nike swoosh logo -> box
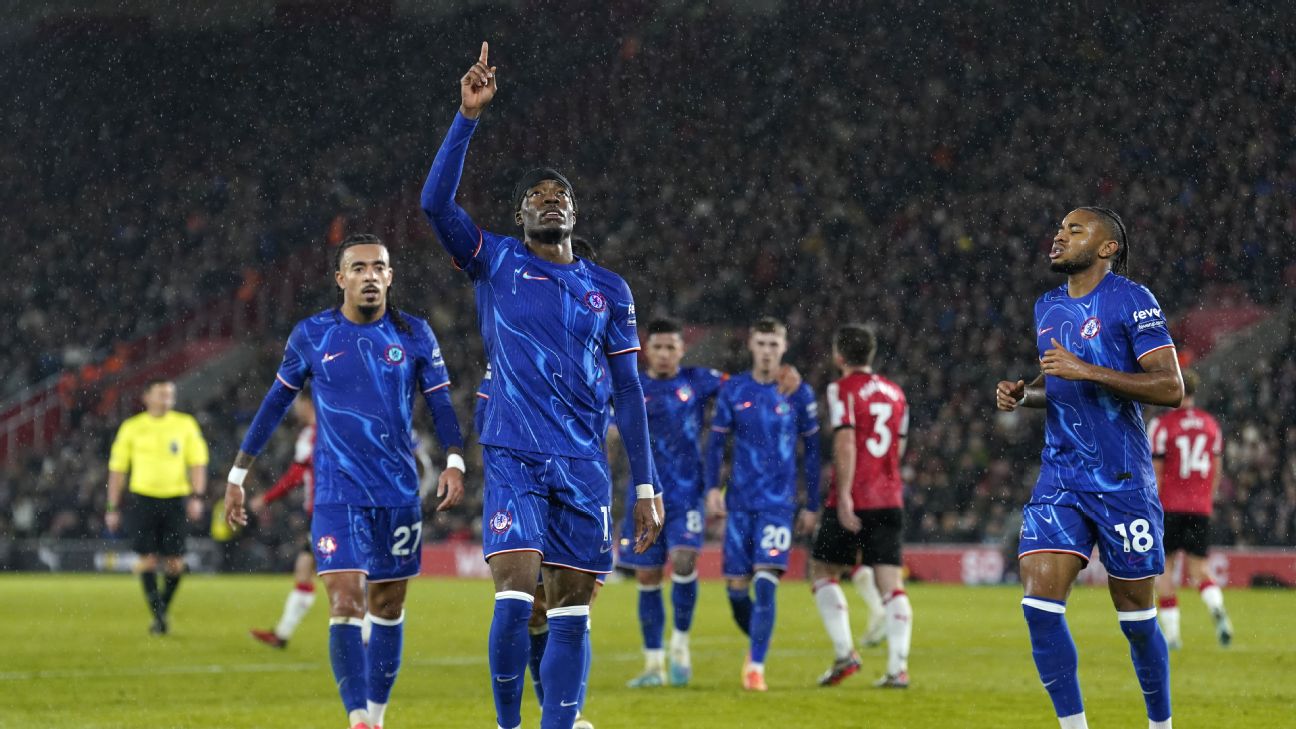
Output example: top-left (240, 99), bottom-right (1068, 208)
top-left (1042, 679), bottom-right (1057, 687)
top-left (560, 700), bottom-right (579, 707)
top-left (385, 671), bottom-right (399, 678)
top-left (322, 352), bottom-right (345, 363)
top-left (521, 271), bottom-right (550, 281)
top-left (496, 674), bottom-right (519, 683)
top-left (1038, 327), bottom-right (1053, 336)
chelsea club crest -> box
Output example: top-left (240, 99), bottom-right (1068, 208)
top-left (383, 344), bottom-right (406, 365)
top-left (1080, 316), bottom-right (1102, 339)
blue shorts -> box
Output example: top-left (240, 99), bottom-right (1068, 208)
top-left (617, 499), bottom-right (705, 570)
top-left (723, 509), bottom-right (795, 578)
top-left (1019, 484), bottom-right (1165, 580)
top-left (482, 446), bottom-right (614, 574)
top-left (311, 503), bottom-right (424, 582)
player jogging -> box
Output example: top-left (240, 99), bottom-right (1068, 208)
top-left (224, 234), bottom-right (467, 729)
top-left (421, 43), bottom-right (662, 729)
top-left (705, 316), bottom-right (820, 691)
top-left (810, 324), bottom-right (913, 688)
top-left (997, 207), bottom-right (1183, 729)
top-left (249, 395), bottom-right (320, 650)
top-left (1147, 369), bottom-right (1233, 648)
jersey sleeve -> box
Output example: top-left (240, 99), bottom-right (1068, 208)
top-left (419, 112), bottom-right (501, 278)
top-left (795, 383), bottom-right (820, 436)
top-left (416, 320), bottom-right (452, 394)
top-left (107, 420), bottom-right (133, 473)
top-left (603, 276), bottom-right (641, 357)
top-left (1125, 286), bottom-right (1175, 361)
top-left (184, 416), bottom-right (210, 467)
top-left (694, 368), bottom-right (729, 401)
top-left (276, 322), bottom-right (312, 390)
top-left (826, 381), bottom-right (855, 430)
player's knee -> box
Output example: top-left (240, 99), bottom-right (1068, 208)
top-left (808, 560), bottom-right (840, 581)
top-left (671, 551), bottom-right (697, 576)
top-left (327, 589), bottom-right (366, 618)
top-left (637, 567), bottom-right (665, 587)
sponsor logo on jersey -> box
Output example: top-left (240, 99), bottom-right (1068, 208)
top-left (1080, 316), bottom-right (1102, 339)
top-left (489, 510), bottom-right (513, 534)
top-left (431, 347), bottom-right (445, 367)
top-left (1132, 307), bottom-right (1163, 322)
top-left (627, 302), bottom-right (637, 326)
top-left (383, 344), bottom-right (406, 365)
top-left (316, 535), bottom-right (338, 556)
top-left (584, 290), bottom-right (608, 312)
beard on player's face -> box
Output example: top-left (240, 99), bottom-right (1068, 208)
top-left (527, 224), bottom-right (567, 247)
top-left (1050, 248), bottom-right (1097, 275)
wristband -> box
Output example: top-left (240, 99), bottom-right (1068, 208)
top-left (446, 453), bottom-right (466, 473)
top-left (106, 502), bottom-right (118, 513)
top-left (227, 466), bottom-right (249, 486)
top-left (636, 483), bottom-right (657, 500)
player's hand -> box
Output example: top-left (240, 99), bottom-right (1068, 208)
top-left (775, 363), bottom-right (803, 396)
top-left (837, 500), bottom-right (863, 533)
top-left (105, 510), bottom-right (121, 534)
top-left (249, 494), bottom-right (266, 513)
top-left (632, 494), bottom-right (664, 553)
top-left (995, 379), bottom-right (1026, 411)
top-left (1040, 338), bottom-right (1092, 381)
top-left (185, 495), bottom-right (204, 523)
top-left (224, 482), bottom-right (247, 528)
top-left (459, 41), bottom-right (497, 119)
top-left (796, 509), bottom-right (818, 536)
top-left (705, 488), bottom-right (726, 519)
top-left (435, 466), bottom-right (465, 512)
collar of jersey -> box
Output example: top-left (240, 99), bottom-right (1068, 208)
top-left (518, 237), bottom-right (587, 271)
top-left (334, 307), bottom-right (389, 328)
top-left (1061, 270), bottom-right (1115, 301)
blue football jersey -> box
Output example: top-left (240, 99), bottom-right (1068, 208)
top-left (637, 367), bottom-right (727, 509)
top-left (455, 235), bottom-right (636, 460)
top-left (708, 374), bottom-right (819, 511)
top-left (275, 309), bottom-right (451, 507)
top-left (1034, 273), bottom-right (1175, 494)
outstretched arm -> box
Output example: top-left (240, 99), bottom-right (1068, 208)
top-left (420, 42), bottom-right (498, 268)
top-left (608, 352), bottom-right (664, 552)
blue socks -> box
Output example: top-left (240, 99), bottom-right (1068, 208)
top-left (527, 626), bottom-right (548, 705)
top-left (727, 586), bottom-right (753, 636)
top-left (749, 572), bottom-right (779, 664)
top-left (539, 607), bottom-right (589, 729)
top-left (328, 618), bottom-right (368, 714)
top-left (671, 571), bottom-right (699, 632)
top-left (489, 591), bottom-right (533, 729)
top-left (366, 612), bottom-right (403, 710)
top-left (577, 621), bottom-right (592, 712)
top-left (638, 585), bottom-right (665, 650)
top-left (1119, 609), bottom-right (1172, 723)
top-left (1022, 597), bottom-right (1084, 719)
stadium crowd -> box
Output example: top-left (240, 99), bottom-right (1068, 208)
top-left (2, 1), bottom-right (1294, 569)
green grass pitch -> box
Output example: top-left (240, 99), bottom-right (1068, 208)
top-left (0, 574), bottom-right (1291, 728)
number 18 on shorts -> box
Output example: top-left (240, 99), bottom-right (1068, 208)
top-left (1018, 485), bottom-right (1165, 580)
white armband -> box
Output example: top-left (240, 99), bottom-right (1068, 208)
top-left (636, 483), bottom-right (658, 500)
top-left (227, 466), bottom-right (248, 487)
top-left (446, 453), bottom-right (466, 473)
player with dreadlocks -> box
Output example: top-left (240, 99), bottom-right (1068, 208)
top-left (997, 207), bottom-right (1182, 729)
top-left (224, 233), bottom-right (468, 729)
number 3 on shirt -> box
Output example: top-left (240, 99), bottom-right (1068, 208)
top-left (1113, 519), bottom-right (1153, 553)
top-left (392, 522), bottom-right (424, 556)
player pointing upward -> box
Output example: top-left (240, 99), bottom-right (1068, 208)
top-left (997, 207), bottom-right (1183, 729)
top-left (421, 42), bottom-right (662, 729)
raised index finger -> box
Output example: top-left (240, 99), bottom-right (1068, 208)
top-left (479, 41), bottom-right (489, 65)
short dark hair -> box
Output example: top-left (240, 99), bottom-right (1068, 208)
top-left (571, 235), bottom-right (597, 262)
top-left (834, 324), bottom-right (877, 367)
top-left (1182, 369), bottom-right (1200, 398)
top-left (750, 316), bottom-right (787, 337)
top-left (647, 318), bottom-right (683, 336)
top-left (1078, 206), bottom-right (1129, 276)
top-left (144, 377), bottom-right (173, 390)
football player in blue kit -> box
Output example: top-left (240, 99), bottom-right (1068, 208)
top-left (224, 234), bottom-right (467, 729)
top-left (620, 317), bottom-right (802, 689)
top-left (997, 207), bottom-right (1184, 729)
top-left (705, 316), bottom-right (821, 691)
top-left (422, 43), bottom-right (662, 729)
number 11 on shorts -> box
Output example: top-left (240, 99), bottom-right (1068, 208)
top-left (1113, 519), bottom-right (1153, 553)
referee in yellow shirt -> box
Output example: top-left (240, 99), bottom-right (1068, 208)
top-left (105, 378), bottom-right (209, 635)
